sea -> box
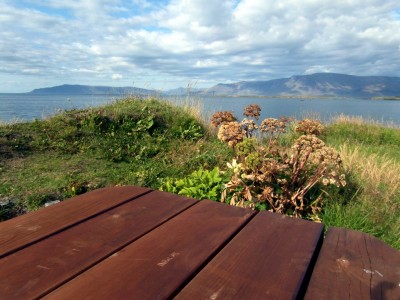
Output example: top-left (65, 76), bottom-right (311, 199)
top-left (0, 93), bottom-right (399, 125)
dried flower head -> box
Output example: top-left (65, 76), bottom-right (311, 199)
top-left (339, 174), bottom-right (347, 187)
top-left (243, 104), bottom-right (261, 120)
top-left (292, 135), bottom-right (326, 153)
top-left (260, 118), bottom-right (279, 133)
top-left (217, 121), bottom-right (245, 148)
top-left (321, 172), bottom-right (346, 187)
top-left (313, 146), bottom-right (342, 167)
top-left (295, 119), bottom-right (324, 136)
top-left (210, 111), bottom-right (236, 127)
top-left (241, 118), bottom-right (258, 137)
top-left (259, 116), bottom-right (290, 135)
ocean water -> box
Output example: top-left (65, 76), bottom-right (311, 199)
top-left (0, 93), bottom-right (399, 125)
top-left (197, 97), bottom-right (400, 125)
top-left (0, 94), bottom-right (119, 122)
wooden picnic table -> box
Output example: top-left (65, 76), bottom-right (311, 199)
top-left (0, 186), bottom-right (399, 299)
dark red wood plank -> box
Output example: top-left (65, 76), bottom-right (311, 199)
top-left (176, 211), bottom-right (323, 299)
top-left (0, 186), bottom-right (150, 257)
top-left (305, 227), bottom-right (400, 300)
top-left (43, 200), bottom-right (256, 299)
top-left (0, 190), bottom-right (197, 299)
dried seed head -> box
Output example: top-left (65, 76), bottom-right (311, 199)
top-left (260, 117), bottom-right (289, 134)
top-left (260, 118), bottom-right (279, 133)
top-left (295, 119), bottom-right (324, 136)
top-left (241, 118), bottom-right (258, 133)
top-left (210, 111), bottom-right (236, 127)
top-left (292, 135), bottom-right (325, 153)
top-left (243, 104), bottom-right (261, 120)
top-left (217, 121), bottom-right (245, 147)
top-left (313, 146), bottom-right (342, 166)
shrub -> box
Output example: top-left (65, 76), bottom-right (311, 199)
top-left (215, 104), bottom-right (346, 220)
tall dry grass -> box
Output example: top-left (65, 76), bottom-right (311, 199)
top-left (339, 144), bottom-right (399, 244)
top-left (332, 114), bottom-right (399, 128)
top-left (176, 96), bottom-right (216, 136)
top-left (339, 144), bottom-right (400, 203)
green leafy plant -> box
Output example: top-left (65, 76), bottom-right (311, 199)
top-left (178, 120), bottom-right (204, 141)
top-left (133, 115), bottom-right (155, 133)
top-left (160, 167), bottom-right (225, 201)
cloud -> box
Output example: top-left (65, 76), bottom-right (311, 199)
top-left (0, 0), bottom-right (399, 92)
top-left (112, 73), bottom-right (123, 80)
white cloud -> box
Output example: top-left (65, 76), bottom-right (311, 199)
top-left (195, 59), bottom-right (226, 68)
top-left (0, 0), bottom-right (399, 92)
top-left (112, 73), bottom-right (123, 80)
top-left (22, 68), bottom-right (41, 74)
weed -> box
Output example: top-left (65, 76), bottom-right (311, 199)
top-left (214, 105), bottom-right (345, 220)
top-left (161, 167), bottom-right (225, 201)
top-left (177, 120), bottom-right (204, 141)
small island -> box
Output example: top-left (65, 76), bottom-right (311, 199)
top-left (372, 96), bottom-right (400, 100)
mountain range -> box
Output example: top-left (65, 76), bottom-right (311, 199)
top-left (29, 73), bottom-right (400, 98)
top-left (29, 84), bottom-right (157, 96)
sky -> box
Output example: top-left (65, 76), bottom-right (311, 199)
top-left (1, 0), bottom-right (400, 93)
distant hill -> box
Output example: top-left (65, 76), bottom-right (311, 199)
top-left (205, 73), bottom-right (400, 98)
top-left (163, 87), bottom-right (204, 96)
top-left (28, 73), bottom-right (400, 98)
top-left (29, 84), bottom-right (157, 95)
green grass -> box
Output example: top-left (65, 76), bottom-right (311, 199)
top-left (320, 117), bottom-right (400, 249)
top-left (1, 98), bottom-right (399, 249)
top-left (324, 118), bottom-right (400, 162)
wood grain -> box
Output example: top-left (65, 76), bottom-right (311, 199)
top-left (43, 200), bottom-right (255, 300)
top-left (175, 211), bottom-right (324, 299)
top-left (0, 186), bottom-right (150, 258)
top-left (305, 227), bottom-right (400, 300)
top-left (0, 190), bottom-right (197, 299)
top-left (3, 185), bottom-right (399, 300)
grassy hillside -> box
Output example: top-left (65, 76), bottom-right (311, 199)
top-left (0, 97), bottom-right (231, 219)
top-left (1, 98), bottom-right (399, 249)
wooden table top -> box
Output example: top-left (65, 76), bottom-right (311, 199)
top-left (0, 186), bottom-right (399, 299)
